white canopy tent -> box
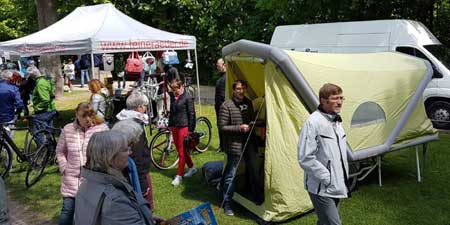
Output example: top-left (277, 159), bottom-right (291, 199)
top-left (0, 3), bottom-right (202, 107)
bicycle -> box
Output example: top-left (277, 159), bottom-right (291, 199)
top-left (149, 116), bottom-right (212, 170)
top-left (179, 72), bottom-right (196, 100)
top-left (0, 114), bottom-right (60, 188)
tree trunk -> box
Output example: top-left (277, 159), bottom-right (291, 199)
top-left (35, 0), bottom-right (64, 98)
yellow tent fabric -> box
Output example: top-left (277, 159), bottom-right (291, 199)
top-left (286, 51), bottom-right (436, 151)
top-left (224, 50), bottom-right (437, 222)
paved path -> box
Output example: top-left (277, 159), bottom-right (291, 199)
top-left (7, 193), bottom-right (56, 225)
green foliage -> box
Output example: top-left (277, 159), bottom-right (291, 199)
top-left (2, 0), bottom-right (450, 83)
top-left (5, 91), bottom-right (450, 224)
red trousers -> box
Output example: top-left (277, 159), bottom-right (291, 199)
top-left (170, 127), bottom-right (194, 176)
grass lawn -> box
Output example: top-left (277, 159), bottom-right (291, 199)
top-left (4, 90), bottom-right (450, 225)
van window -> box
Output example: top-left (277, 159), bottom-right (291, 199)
top-left (351, 102), bottom-right (386, 127)
top-left (396, 46), bottom-right (428, 60)
top-left (424, 44), bottom-right (450, 71)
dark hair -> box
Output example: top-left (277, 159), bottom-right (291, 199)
top-left (319, 83), bottom-right (343, 100)
top-left (170, 79), bottom-right (183, 89)
top-left (232, 80), bottom-right (248, 90)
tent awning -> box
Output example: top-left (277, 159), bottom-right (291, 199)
top-left (0, 3), bottom-right (196, 56)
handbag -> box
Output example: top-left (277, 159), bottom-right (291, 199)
top-left (142, 52), bottom-right (156, 73)
top-left (156, 117), bottom-right (169, 129)
top-left (161, 50), bottom-right (180, 65)
top-left (125, 52), bottom-right (143, 74)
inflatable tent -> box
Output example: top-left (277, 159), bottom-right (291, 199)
top-left (221, 40), bottom-right (438, 222)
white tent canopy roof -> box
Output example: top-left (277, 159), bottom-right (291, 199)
top-left (0, 3), bottom-right (196, 56)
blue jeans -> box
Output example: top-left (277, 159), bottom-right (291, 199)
top-left (59, 197), bottom-right (75, 225)
top-left (221, 153), bottom-right (240, 204)
top-left (80, 69), bottom-right (90, 87)
top-left (33, 111), bottom-right (56, 145)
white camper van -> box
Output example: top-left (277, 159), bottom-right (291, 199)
top-left (271, 19), bottom-right (450, 129)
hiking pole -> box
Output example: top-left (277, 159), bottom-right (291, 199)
top-left (220, 96), bottom-right (266, 209)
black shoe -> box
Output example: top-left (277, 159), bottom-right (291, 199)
top-left (223, 204), bottom-right (234, 216)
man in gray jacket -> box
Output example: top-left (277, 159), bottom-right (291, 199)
top-left (218, 80), bottom-right (254, 216)
top-left (298, 83), bottom-right (349, 225)
top-left (0, 177), bottom-right (10, 225)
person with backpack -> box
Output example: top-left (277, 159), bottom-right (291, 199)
top-left (80, 54), bottom-right (91, 88)
top-left (114, 91), bottom-right (154, 209)
top-left (88, 79), bottom-right (111, 121)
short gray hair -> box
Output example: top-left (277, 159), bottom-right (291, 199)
top-left (126, 90), bottom-right (149, 110)
top-left (85, 130), bottom-right (128, 180)
top-left (26, 66), bottom-right (42, 79)
top-left (111, 120), bottom-right (143, 145)
top-left (0, 70), bottom-right (13, 81)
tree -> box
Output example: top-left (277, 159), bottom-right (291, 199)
top-left (35, 0), bottom-right (64, 98)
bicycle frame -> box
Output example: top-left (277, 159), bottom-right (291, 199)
top-left (0, 124), bottom-right (29, 162)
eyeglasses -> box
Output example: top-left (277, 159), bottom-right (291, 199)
top-left (328, 96), bottom-right (345, 101)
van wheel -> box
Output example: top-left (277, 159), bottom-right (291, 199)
top-left (427, 101), bottom-right (450, 129)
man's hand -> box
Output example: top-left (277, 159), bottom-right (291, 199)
top-left (240, 124), bottom-right (250, 133)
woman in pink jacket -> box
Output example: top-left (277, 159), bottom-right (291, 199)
top-left (56, 102), bottom-right (109, 225)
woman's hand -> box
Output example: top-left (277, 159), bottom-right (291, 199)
top-left (152, 216), bottom-right (167, 225)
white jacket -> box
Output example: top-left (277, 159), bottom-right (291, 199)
top-left (298, 110), bottom-right (349, 198)
top-left (91, 88), bottom-right (110, 119)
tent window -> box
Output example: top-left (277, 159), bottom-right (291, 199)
top-left (351, 102), bottom-right (386, 127)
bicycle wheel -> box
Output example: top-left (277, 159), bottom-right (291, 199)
top-left (195, 117), bottom-right (212, 152)
top-left (26, 129), bottom-right (54, 157)
top-left (25, 145), bottom-right (50, 188)
top-left (149, 130), bottom-right (179, 170)
top-left (0, 143), bottom-right (12, 178)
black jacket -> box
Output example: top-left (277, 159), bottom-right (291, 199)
top-left (218, 96), bottom-right (254, 156)
top-left (215, 73), bottom-right (226, 107)
top-left (168, 90), bottom-right (196, 132)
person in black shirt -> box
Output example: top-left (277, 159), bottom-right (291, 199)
top-left (215, 58), bottom-right (226, 151)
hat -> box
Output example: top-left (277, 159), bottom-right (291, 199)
top-left (27, 66), bottom-right (42, 79)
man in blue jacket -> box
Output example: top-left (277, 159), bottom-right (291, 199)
top-left (0, 70), bottom-right (24, 137)
top-left (298, 83), bottom-right (349, 225)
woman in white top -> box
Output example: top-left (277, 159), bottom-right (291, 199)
top-left (63, 59), bottom-right (75, 91)
top-left (88, 79), bottom-right (110, 120)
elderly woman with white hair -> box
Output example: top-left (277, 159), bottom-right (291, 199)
top-left (113, 90), bottom-right (154, 209)
top-left (74, 130), bottom-right (155, 225)
top-left (0, 70), bottom-right (24, 137)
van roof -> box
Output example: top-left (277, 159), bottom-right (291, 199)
top-left (270, 19), bottom-right (441, 50)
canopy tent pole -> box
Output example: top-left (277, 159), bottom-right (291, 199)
top-left (194, 47), bottom-right (202, 115)
top-left (90, 52), bottom-right (95, 80)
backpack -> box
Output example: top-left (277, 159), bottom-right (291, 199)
top-left (99, 93), bottom-right (115, 122)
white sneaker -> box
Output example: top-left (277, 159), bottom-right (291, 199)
top-left (171, 175), bottom-right (182, 186)
top-left (184, 167), bottom-right (198, 178)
